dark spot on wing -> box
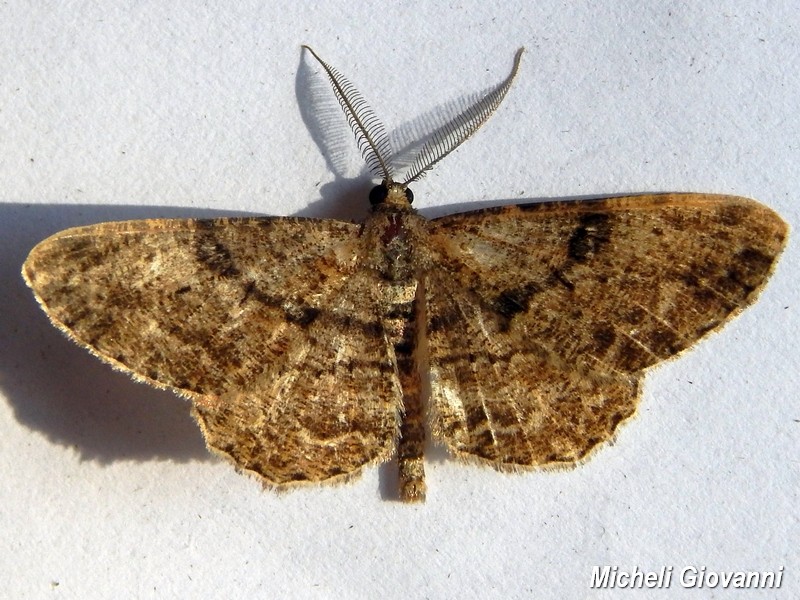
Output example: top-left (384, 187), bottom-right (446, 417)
top-left (567, 213), bottom-right (612, 262)
top-left (643, 328), bottom-right (683, 358)
top-left (386, 299), bottom-right (414, 320)
top-left (724, 247), bottom-right (775, 296)
top-left (718, 204), bottom-right (747, 227)
top-left (609, 411), bottom-right (626, 430)
top-left (550, 268), bottom-right (575, 291)
top-left (616, 336), bottom-right (647, 372)
top-left (240, 280), bottom-right (256, 305)
top-left (620, 305), bottom-right (647, 326)
top-left (591, 325), bottom-right (616, 354)
top-left (194, 230), bottom-right (240, 278)
top-left (428, 308), bottom-right (461, 333)
top-left (285, 305), bottom-right (321, 327)
top-left (493, 283), bottom-right (540, 329)
top-left (515, 202), bottom-right (541, 211)
top-left (394, 339), bottom-right (413, 356)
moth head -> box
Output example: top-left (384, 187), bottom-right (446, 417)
top-left (369, 180), bottom-right (414, 207)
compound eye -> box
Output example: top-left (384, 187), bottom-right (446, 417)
top-left (404, 187), bottom-right (414, 204)
top-left (369, 184), bottom-right (388, 205)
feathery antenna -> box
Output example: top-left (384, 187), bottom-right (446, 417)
top-left (303, 46), bottom-right (524, 187)
top-left (402, 48), bottom-right (524, 184)
top-left (302, 45), bottom-right (394, 181)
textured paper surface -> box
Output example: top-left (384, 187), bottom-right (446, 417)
top-left (1, 2), bottom-right (797, 598)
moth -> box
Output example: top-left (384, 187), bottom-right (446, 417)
top-left (23, 46), bottom-right (787, 503)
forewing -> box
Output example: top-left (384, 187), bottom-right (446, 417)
top-left (23, 217), bottom-right (401, 485)
top-left (423, 194), bottom-right (787, 466)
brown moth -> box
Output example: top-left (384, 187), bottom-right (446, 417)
top-left (23, 46), bottom-right (787, 503)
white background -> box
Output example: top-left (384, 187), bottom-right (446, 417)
top-left (1, 2), bottom-right (797, 599)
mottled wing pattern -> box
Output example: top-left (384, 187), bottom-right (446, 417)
top-left (423, 194), bottom-right (787, 467)
top-left (23, 217), bottom-right (401, 485)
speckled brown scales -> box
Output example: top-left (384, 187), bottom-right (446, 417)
top-left (424, 195), bottom-right (786, 465)
top-left (22, 192), bottom-right (787, 500)
top-left (22, 47), bottom-right (788, 503)
top-left (24, 217), bottom-right (402, 483)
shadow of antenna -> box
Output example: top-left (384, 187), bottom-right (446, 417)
top-left (295, 47), bottom-right (369, 180)
top-left (388, 86), bottom-right (499, 175)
